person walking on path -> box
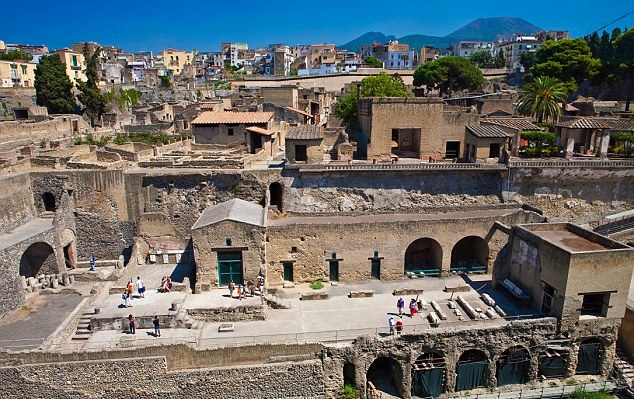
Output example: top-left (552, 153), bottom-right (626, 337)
top-left (153, 316), bottom-right (161, 337)
top-left (397, 297), bottom-right (405, 316)
top-left (89, 256), bottom-right (96, 271)
top-left (409, 298), bottom-right (417, 317)
top-left (228, 280), bottom-right (235, 298)
top-left (128, 314), bottom-right (136, 334)
top-left (236, 284), bottom-right (243, 300)
top-left (395, 317), bottom-right (403, 335)
top-left (122, 290), bottom-right (132, 307)
top-left (136, 276), bottom-right (145, 298)
top-left (388, 316), bottom-right (395, 335)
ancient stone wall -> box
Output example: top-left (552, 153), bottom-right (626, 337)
top-left (0, 173), bottom-right (35, 235)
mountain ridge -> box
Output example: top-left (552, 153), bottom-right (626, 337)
top-left (338, 17), bottom-right (544, 51)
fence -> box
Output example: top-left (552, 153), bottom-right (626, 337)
top-left (508, 159), bottom-right (634, 168)
top-left (444, 380), bottom-right (619, 398)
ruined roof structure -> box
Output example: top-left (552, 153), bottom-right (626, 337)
top-left (191, 198), bottom-right (266, 229)
top-left (286, 125), bottom-right (324, 140)
top-left (465, 125), bottom-right (509, 138)
top-left (191, 111), bottom-right (274, 125)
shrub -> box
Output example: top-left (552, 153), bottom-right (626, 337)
top-left (310, 280), bottom-right (324, 290)
top-left (339, 384), bottom-right (357, 399)
top-left (567, 389), bottom-right (614, 399)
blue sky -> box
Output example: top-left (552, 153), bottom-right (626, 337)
top-left (1, 1), bottom-right (632, 52)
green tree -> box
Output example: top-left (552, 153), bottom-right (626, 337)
top-left (519, 52), bottom-right (536, 71)
top-left (333, 72), bottom-right (411, 126)
top-left (0, 49), bottom-right (33, 61)
top-left (518, 76), bottom-right (568, 123)
top-left (494, 51), bottom-right (506, 68)
top-left (520, 130), bottom-right (557, 157)
top-left (612, 28), bottom-right (634, 110)
top-left (76, 44), bottom-right (106, 126)
top-left (34, 54), bottom-right (75, 114)
top-left (363, 56), bottom-right (383, 68)
top-left (531, 39), bottom-right (601, 85)
top-left (469, 51), bottom-right (494, 68)
top-left (413, 56), bottom-right (484, 97)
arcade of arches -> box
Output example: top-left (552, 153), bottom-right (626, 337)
top-left (360, 337), bottom-right (607, 398)
top-left (19, 242), bottom-right (57, 278)
top-left (404, 235), bottom-right (489, 275)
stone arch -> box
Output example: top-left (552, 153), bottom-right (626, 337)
top-left (60, 228), bottom-right (77, 269)
top-left (538, 348), bottom-right (569, 379)
top-left (42, 192), bottom-right (56, 212)
top-left (19, 242), bottom-right (57, 278)
top-left (576, 338), bottom-right (603, 375)
top-left (455, 349), bottom-right (489, 391)
top-left (269, 182), bottom-right (284, 213)
top-left (367, 356), bottom-right (404, 398)
top-left (450, 235), bottom-right (489, 273)
top-left (412, 350), bottom-right (446, 398)
top-left (496, 345), bottom-right (530, 386)
top-left (404, 238), bottom-right (442, 273)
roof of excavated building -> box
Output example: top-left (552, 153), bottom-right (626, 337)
top-left (191, 198), bottom-right (266, 229)
top-left (191, 111), bottom-right (274, 125)
top-left (466, 125), bottom-right (510, 138)
top-left (286, 125), bottom-right (324, 140)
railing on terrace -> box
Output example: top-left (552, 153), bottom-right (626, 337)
top-left (450, 381), bottom-right (619, 399)
top-left (289, 162), bottom-right (505, 172)
top-left (508, 159), bottom-right (634, 168)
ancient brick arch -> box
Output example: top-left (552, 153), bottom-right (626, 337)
top-left (268, 181), bottom-right (284, 213)
top-left (404, 238), bottom-right (443, 273)
top-left (19, 242), bottom-right (57, 278)
top-left (366, 356), bottom-right (404, 398)
top-left (450, 235), bottom-right (489, 272)
top-left (496, 345), bottom-right (531, 386)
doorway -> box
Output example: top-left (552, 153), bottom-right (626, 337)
top-left (295, 144), bottom-right (307, 162)
top-left (371, 259), bottom-right (381, 279)
top-left (283, 262), bottom-right (294, 282)
top-left (329, 260), bottom-right (339, 281)
top-left (217, 251), bottom-right (243, 285)
top-left (445, 141), bottom-right (461, 159)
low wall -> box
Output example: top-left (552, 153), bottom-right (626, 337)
top-left (187, 304), bottom-right (267, 322)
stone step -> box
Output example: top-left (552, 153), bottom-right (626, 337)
top-left (75, 330), bottom-right (92, 335)
top-left (71, 336), bottom-right (90, 341)
top-left (79, 317), bottom-right (92, 323)
top-left (77, 324), bottom-right (91, 330)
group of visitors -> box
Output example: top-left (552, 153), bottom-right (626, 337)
top-left (126, 314), bottom-right (161, 337)
top-left (396, 297), bottom-right (423, 317)
top-left (228, 276), bottom-right (265, 299)
top-left (160, 276), bottom-right (172, 293)
top-left (388, 316), bottom-right (404, 335)
top-left (121, 276), bottom-right (146, 307)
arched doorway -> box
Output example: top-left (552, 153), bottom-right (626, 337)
top-left (412, 351), bottom-right (445, 398)
top-left (367, 357), bottom-right (403, 398)
top-left (404, 238), bottom-right (442, 276)
top-left (450, 236), bottom-right (489, 274)
top-left (497, 346), bottom-right (530, 386)
top-left (576, 338), bottom-right (602, 375)
top-left (19, 242), bottom-right (56, 278)
top-left (269, 182), bottom-right (283, 213)
top-left (456, 349), bottom-right (488, 391)
top-left (42, 192), bottom-right (56, 212)
top-left (343, 363), bottom-right (355, 390)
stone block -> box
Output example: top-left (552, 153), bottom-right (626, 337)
top-left (349, 290), bottom-right (373, 298)
top-left (51, 279), bottom-right (59, 289)
top-left (27, 277), bottom-right (36, 287)
top-left (218, 323), bottom-right (234, 332)
top-left (20, 276), bottom-right (27, 289)
top-left (444, 284), bottom-right (470, 293)
top-left (300, 292), bottom-right (329, 300)
top-left (392, 288), bottom-right (424, 296)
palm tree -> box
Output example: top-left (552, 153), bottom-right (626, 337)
top-left (518, 76), bottom-right (568, 123)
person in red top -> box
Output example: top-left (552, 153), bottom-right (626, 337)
top-left (395, 317), bottom-right (403, 335)
top-left (409, 298), bottom-right (417, 317)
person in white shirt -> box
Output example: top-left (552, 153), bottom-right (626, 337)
top-left (136, 276), bottom-right (145, 298)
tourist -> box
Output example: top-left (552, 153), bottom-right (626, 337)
top-left (89, 255), bottom-right (96, 271)
top-left (236, 284), bottom-right (243, 300)
top-left (395, 317), bottom-right (403, 335)
top-left (397, 297), bottom-right (404, 316)
top-left (258, 276), bottom-right (265, 295)
top-left (121, 290), bottom-right (130, 307)
top-left (409, 298), bottom-right (417, 317)
top-left (136, 276), bottom-right (145, 298)
top-left (228, 280), bottom-right (235, 298)
top-left (153, 316), bottom-right (161, 337)
top-left (160, 276), bottom-right (172, 293)
top-left (128, 314), bottom-right (136, 334)
top-left (126, 280), bottom-right (133, 297)
top-left (388, 316), bottom-right (395, 335)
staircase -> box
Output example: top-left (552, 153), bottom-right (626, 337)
top-left (615, 348), bottom-right (634, 397)
top-left (71, 309), bottom-right (95, 341)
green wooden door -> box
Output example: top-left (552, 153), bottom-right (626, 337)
top-left (283, 262), bottom-right (294, 281)
top-left (217, 251), bottom-right (243, 286)
top-left (329, 260), bottom-right (339, 281)
top-left (371, 259), bottom-right (381, 279)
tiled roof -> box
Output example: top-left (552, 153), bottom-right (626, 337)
top-left (192, 199), bottom-right (265, 230)
top-left (480, 118), bottom-right (540, 131)
top-left (556, 118), bottom-right (611, 129)
top-left (466, 125), bottom-right (509, 138)
top-left (191, 111), bottom-right (273, 125)
top-left (606, 118), bottom-right (634, 132)
top-left (285, 106), bottom-right (313, 117)
top-left (245, 126), bottom-right (274, 136)
top-left (286, 125), bottom-right (324, 140)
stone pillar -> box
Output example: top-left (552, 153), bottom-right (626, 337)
top-left (598, 130), bottom-right (610, 158)
top-left (565, 138), bottom-right (575, 159)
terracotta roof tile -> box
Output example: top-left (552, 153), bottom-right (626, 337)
top-left (285, 106), bottom-right (313, 117)
top-left (245, 126), bottom-right (274, 136)
top-left (191, 111), bottom-right (273, 125)
top-left (480, 118), bottom-right (540, 131)
top-left (466, 126), bottom-right (509, 138)
top-left (556, 118), bottom-right (611, 129)
top-left (286, 125), bottom-right (324, 140)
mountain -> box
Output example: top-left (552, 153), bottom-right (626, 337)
top-left (337, 17), bottom-right (543, 51)
top-left (445, 17), bottom-right (542, 41)
top-left (338, 32), bottom-right (396, 52)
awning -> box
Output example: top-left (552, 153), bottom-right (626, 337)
top-left (246, 126), bottom-right (274, 136)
